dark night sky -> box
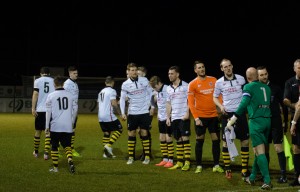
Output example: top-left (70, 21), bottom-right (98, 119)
top-left (1, 1), bottom-right (300, 88)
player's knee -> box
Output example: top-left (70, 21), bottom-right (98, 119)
top-left (241, 139), bottom-right (249, 147)
top-left (293, 145), bottom-right (300, 154)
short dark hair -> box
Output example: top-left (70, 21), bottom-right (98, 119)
top-left (149, 76), bottom-right (161, 88)
top-left (105, 76), bottom-right (114, 84)
top-left (138, 66), bottom-right (147, 74)
top-left (68, 66), bottom-right (77, 72)
top-left (169, 66), bottom-right (180, 73)
top-left (257, 66), bottom-right (267, 71)
top-left (193, 60), bottom-right (204, 69)
top-left (54, 76), bottom-right (65, 87)
top-left (127, 62), bottom-right (137, 70)
top-left (40, 67), bottom-right (50, 75)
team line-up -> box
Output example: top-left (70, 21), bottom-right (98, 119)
top-left (31, 59), bottom-right (300, 190)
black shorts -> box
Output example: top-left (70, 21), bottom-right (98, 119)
top-left (127, 113), bottom-right (151, 131)
top-left (35, 112), bottom-right (46, 131)
top-left (158, 120), bottom-right (172, 136)
top-left (268, 116), bottom-right (284, 144)
top-left (292, 121), bottom-right (300, 146)
top-left (50, 132), bottom-right (72, 149)
top-left (195, 117), bottom-right (220, 136)
top-left (99, 119), bottom-right (123, 132)
top-left (221, 112), bottom-right (249, 142)
top-left (171, 119), bottom-right (191, 140)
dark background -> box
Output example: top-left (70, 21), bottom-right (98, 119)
top-left (1, 1), bottom-right (300, 89)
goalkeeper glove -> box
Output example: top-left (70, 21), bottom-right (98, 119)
top-left (226, 115), bottom-right (237, 128)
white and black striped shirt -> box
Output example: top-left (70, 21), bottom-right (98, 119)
top-left (156, 84), bottom-right (168, 121)
top-left (46, 88), bottom-right (78, 133)
top-left (97, 86), bottom-right (118, 122)
top-left (34, 76), bottom-right (55, 112)
top-left (120, 77), bottom-right (152, 115)
top-left (64, 78), bottom-right (79, 102)
top-left (166, 80), bottom-right (189, 121)
top-left (213, 74), bottom-right (245, 112)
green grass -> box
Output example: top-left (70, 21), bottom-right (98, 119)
top-left (0, 113), bottom-right (298, 192)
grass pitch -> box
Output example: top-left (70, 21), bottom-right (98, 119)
top-left (0, 113), bottom-right (298, 192)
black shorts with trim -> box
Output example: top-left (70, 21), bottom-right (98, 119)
top-left (195, 117), bottom-right (220, 136)
top-left (99, 119), bottom-right (123, 133)
top-left (221, 112), bottom-right (249, 142)
top-left (158, 120), bottom-right (172, 136)
top-left (127, 113), bottom-right (151, 131)
top-left (50, 132), bottom-right (72, 149)
top-left (35, 112), bottom-right (46, 131)
top-left (171, 119), bottom-right (190, 140)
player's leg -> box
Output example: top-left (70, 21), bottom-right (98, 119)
top-left (155, 121), bottom-right (168, 166)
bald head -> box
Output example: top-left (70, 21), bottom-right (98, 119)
top-left (246, 67), bottom-right (258, 83)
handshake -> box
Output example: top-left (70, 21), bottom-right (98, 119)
top-left (226, 115), bottom-right (238, 130)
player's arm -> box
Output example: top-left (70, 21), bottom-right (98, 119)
top-left (31, 89), bottom-right (39, 117)
top-left (278, 89), bottom-right (289, 132)
top-left (187, 84), bottom-right (198, 121)
top-left (149, 93), bottom-right (157, 116)
top-left (111, 99), bottom-right (121, 116)
top-left (227, 93), bottom-right (250, 129)
top-left (213, 84), bottom-right (225, 114)
top-left (72, 99), bottom-right (78, 129)
top-left (182, 89), bottom-right (189, 120)
top-left (45, 97), bottom-right (52, 136)
top-left (119, 88), bottom-right (127, 120)
top-left (166, 100), bottom-right (172, 126)
top-left (146, 83), bottom-right (153, 107)
top-left (182, 103), bottom-right (189, 120)
top-left (213, 96), bottom-right (225, 115)
top-left (290, 101), bottom-right (300, 136)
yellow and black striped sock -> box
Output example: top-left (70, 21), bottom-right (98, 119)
top-left (128, 136), bottom-right (136, 158)
top-left (102, 134), bottom-right (110, 147)
top-left (160, 141), bottom-right (168, 159)
top-left (71, 133), bottom-right (75, 149)
top-left (167, 142), bottom-right (174, 161)
top-left (109, 130), bottom-right (122, 145)
top-left (141, 136), bottom-right (150, 159)
top-left (241, 147), bottom-right (249, 173)
top-left (51, 150), bottom-right (59, 168)
top-left (183, 140), bottom-right (191, 161)
top-left (65, 146), bottom-right (73, 159)
top-left (222, 147), bottom-right (231, 170)
top-left (176, 142), bottom-right (184, 163)
top-left (34, 136), bottom-right (40, 153)
top-left (44, 136), bottom-right (51, 154)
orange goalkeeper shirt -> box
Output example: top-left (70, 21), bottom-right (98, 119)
top-left (188, 76), bottom-right (219, 118)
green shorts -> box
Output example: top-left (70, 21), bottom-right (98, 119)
top-left (249, 117), bottom-right (271, 147)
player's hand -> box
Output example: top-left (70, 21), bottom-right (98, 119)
top-left (226, 125), bottom-right (233, 131)
top-left (182, 114), bottom-right (189, 120)
top-left (32, 109), bottom-right (38, 117)
top-left (194, 118), bottom-right (202, 126)
top-left (220, 106), bottom-right (227, 115)
top-left (150, 108), bottom-right (155, 116)
top-left (121, 114), bottom-right (127, 121)
top-left (290, 124), bottom-right (296, 136)
top-left (227, 115), bottom-right (237, 128)
top-left (166, 118), bottom-right (171, 126)
top-left (45, 128), bottom-right (50, 136)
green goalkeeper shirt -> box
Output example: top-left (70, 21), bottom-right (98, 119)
top-left (235, 80), bottom-right (271, 119)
